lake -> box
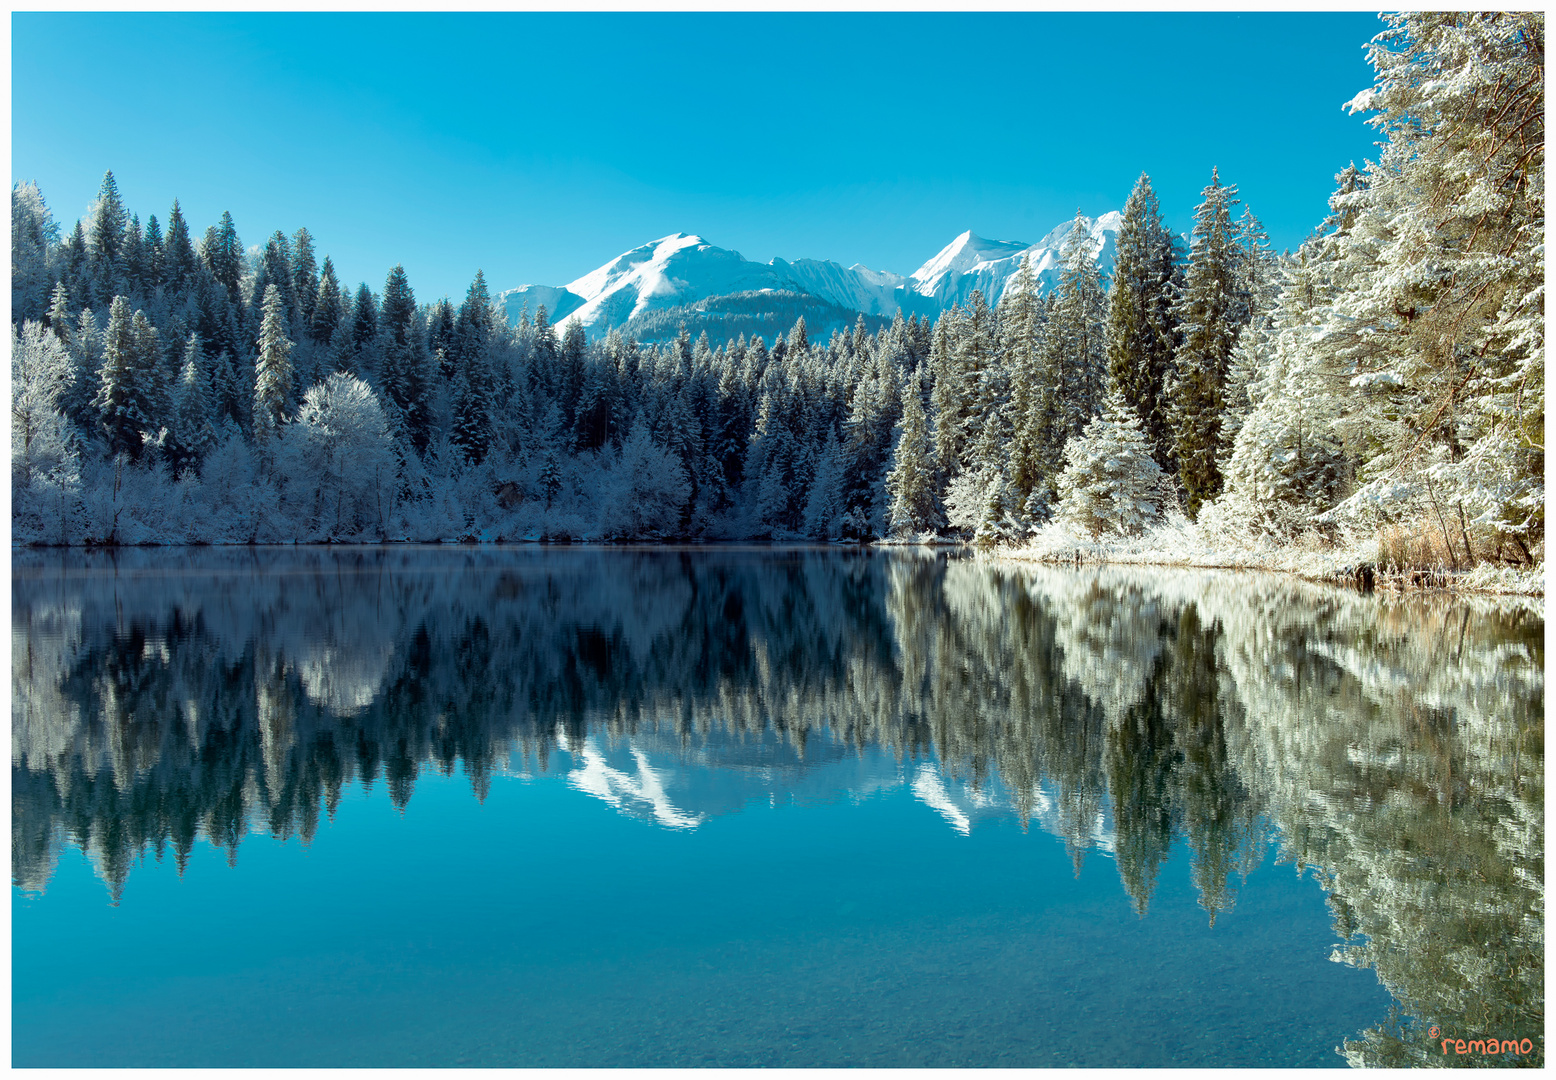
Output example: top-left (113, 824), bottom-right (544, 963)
top-left (11, 546), bottom-right (1544, 1068)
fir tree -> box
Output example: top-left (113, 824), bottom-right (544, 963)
top-left (170, 334), bottom-right (217, 476)
top-left (884, 365), bottom-right (942, 536)
top-left (253, 284), bottom-right (294, 443)
top-left (93, 297), bottom-right (152, 459)
top-left (162, 199), bottom-right (198, 297)
top-left (1171, 169), bottom-right (1249, 518)
top-left (1056, 382), bottom-right (1166, 538)
top-left (87, 171), bottom-right (127, 303)
top-left (1106, 173), bottom-right (1181, 473)
top-left (310, 257), bottom-right (344, 347)
top-left (291, 227), bottom-right (319, 332)
top-left (203, 211), bottom-right (245, 304)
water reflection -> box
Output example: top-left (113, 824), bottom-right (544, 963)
top-left (11, 546), bottom-right (1543, 1067)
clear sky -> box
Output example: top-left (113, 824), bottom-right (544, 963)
top-left (13, 12), bottom-right (1385, 303)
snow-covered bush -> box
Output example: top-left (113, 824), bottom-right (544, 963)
top-left (1055, 386), bottom-right (1165, 538)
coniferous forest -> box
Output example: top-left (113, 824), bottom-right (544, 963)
top-left (10, 13), bottom-right (1542, 568)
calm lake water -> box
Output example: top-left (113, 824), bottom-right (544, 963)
top-left (11, 546), bottom-right (1544, 1068)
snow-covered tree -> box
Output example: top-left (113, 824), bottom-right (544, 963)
top-left (11, 322), bottom-right (77, 515)
top-left (1327, 12), bottom-right (1544, 559)
top-left (12, 182), bottom-right (57, 323)
top-left (1106, 173), bottom-right (1181, 472)
top-left (1056, 383), bottom-right (1166, 538)
top-left (598, 421), bottom-right (691, 539)
top-left (278, 372), bottom-right (395, 539)
top-left (253, 283), bottom-right (294, 444)
top-left (883, 366), bottom-right (941, 537)
top-left (1171, 169), bottom-right (1250, 517)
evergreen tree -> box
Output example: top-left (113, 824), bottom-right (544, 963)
top-left (1328, 11), bottom-right (1544, 554)
top-left (86, 171), bottom-right (127, 303)
top-left (1106, 173), bottom-right (1181, 473)
top-left (93, 296), bottom-right (153, 459)
top-left (143, 213), bottom-right (164, 292)
top-left (12, 181), bottom-right (57, 323)
top-left (309, 257), bottom-right (344, 347)
top-left (162, 199), bottom-right (198, 297)
top-left (378, 265), bottom-right (433, 456)
top-left (290, 227), bottom-right (319, 332)
top-left (170, 334), bottom-right (217, 476)
top-left (1056, 382), bottom-right (1166, 538)
top-left (884, 365), bottom-right (942, 535)
top-left (253, 284), bottom-right (294, 443)
top-left (203, 210), bottom-right (245, 304)
top-left (1002, 255), bottom-right (1051, 522)
top-left (1171, 169), bottom-right (1249, 517)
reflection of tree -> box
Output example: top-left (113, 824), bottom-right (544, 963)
top-left (1105, 674), bottom-right (1178, 916)
top-left (10, 549), bottom-right (1542, 1064)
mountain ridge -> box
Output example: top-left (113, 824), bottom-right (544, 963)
top-left (500, 213), bottom-right (1121, 343)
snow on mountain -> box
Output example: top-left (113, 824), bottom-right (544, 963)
top-left (908, 213), bottom-right (1123, 311)
top-left (499, 213), bottom-right (1121, 340)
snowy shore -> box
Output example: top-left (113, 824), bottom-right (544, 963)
top-left (986, 515), bottom-right (1544, 597)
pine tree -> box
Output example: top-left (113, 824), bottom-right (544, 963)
top-left (309, 257), bottom-right (343, 347)
top-left (203, 210), bottom-right (244, 304)
top-left (93, 296), bottom-right (152, 459)
top-left (171, 334), bottom-right (217, 476)
top-left (1056, 382), bottom-right (1166, 537)
top-left (162, 199), bottom-right (198, 298)
top-left (884, 365), bottom-right (942, 535)
top-left (378, 265), bottom-right (433, 456)
top-left (12, 181), bottom-right (57, 323)
top-left (1106, 173), bottom-right (1181, 473)
top-left (253, 284), bottom-right (294, 443)
top-left (1171, 169), bottom-right (1250, 518)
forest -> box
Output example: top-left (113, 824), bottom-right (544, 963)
top-left (9, 13), bottom-right (1543, 569)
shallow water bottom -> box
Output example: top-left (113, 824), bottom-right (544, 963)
top-left (14, 755), bottom-right (1387, 1068)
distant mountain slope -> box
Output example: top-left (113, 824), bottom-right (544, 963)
top-left (499, 213), bottom-right (1121, 344)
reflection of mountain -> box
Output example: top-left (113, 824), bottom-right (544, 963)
top-left (11, 548), bottom-right (1542, 1066)
top-left (560, 726), bottom-right (901, 829)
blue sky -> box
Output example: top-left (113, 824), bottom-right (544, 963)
top-left (14, 12), bottom-right (1384, 303)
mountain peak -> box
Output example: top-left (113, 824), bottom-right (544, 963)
top-left (911, 231), bottom-right (1030, 288)
top-left (499, 213), bottom-right (1121, 343)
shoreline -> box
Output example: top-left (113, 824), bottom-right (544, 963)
top-left (13, 535), bottom-right (1544, 597)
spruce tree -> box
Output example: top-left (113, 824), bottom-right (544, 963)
top-left (253, 284), bottom-right (294, 443)
top-left (204, 211), bottom-right (245, 304)
top-left (87, 171), bottom-right (127, 303)
top-left (291, 227), bottom-right (319, 332)
top-left (309, 257), bottom-right (343, 347)
top-left (1171, 168), bottom-right (1249, 517)
top-left (93, 296), bottom-right (151, 459)
top-left (171, 334), bottom-right (217, 476)
top-left (884, 365), bottom-right (942, 535)
top-left (1056, 382), bottom-right (1166, 538)
top-left (378, 265), bottom-right (433, 456)
top-left (162, 200), bottom-right (198, 298)
top-left (1106, 173), bottom-right (1181, 473)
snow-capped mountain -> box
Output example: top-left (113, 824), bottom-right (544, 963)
top-left (499, 212), bottom-right (1121, 343)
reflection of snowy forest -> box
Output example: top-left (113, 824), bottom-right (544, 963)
top-left (12, 547), bottom-right (1542, 1066)
top-left (11, 14), bottom-right (1542, 569)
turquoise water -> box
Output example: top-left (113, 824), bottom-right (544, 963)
top-left (11, 547), bottom-right (1544, 1067)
